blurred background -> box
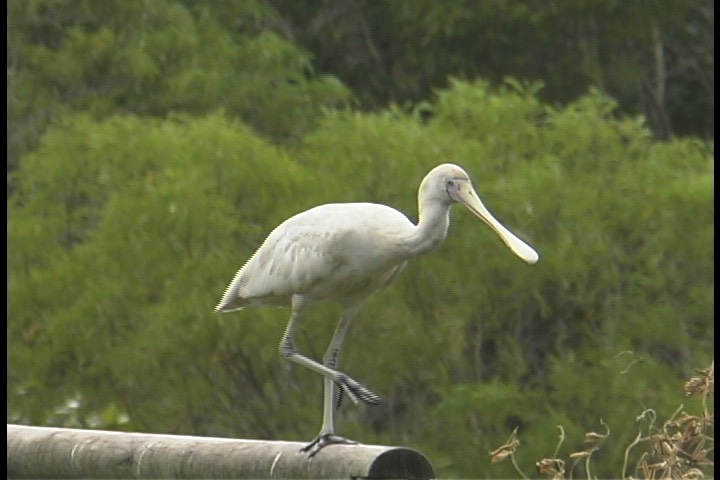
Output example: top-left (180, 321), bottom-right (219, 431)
top-left (8, 1), bottom-right (713, 478)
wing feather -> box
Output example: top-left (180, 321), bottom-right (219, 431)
top-left (215, 202), bottom-right (416, 312)
top-left (215, 224), bottom-right (343, 311)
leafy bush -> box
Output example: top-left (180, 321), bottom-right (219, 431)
top-left (8, 79), bottom-right (713, 478)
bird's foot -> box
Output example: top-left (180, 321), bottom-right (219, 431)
top-left (334, 373), bottom-right (383, 406)
top-left (300, 433), bottom-right (358, 458)
top-left (335, 385), bottom-right (344, 410)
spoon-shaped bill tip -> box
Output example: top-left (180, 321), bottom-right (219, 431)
top-left (458, 185), bottom-right (539, 265)
top-left (510, 239), bottom-right (539, 265)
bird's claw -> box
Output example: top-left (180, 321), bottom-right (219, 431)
top-left (334, 373), bottom-right (383, 406)
top-left (300, 433), bottom-right (358, 457)
top-left (335, 383), bottom-right (345, 410)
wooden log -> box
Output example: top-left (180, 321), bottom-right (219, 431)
top-left (7, 424), bottom-right (435, 479)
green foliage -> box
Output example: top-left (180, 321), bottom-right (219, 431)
top-left (9, 112), bottom-right (321, 436)
top-left (8, 75), bottom-right (713, 478)
top-left (272, 0), bottom-right (713, 139)
top-left (8, 0), bottom-right (352, 166)
top-left (285, 80), bottom-right (713, 477)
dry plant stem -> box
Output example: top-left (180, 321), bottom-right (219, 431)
top-left (568, 452), bottom-right (590, 480)
top-left (630, 362), bottom-right (714, 478)
top-left (488, 427), bottom-right (529, 478)
top-left (622, 409), bottom-right (657, 478)
top-left (622, 430), bottom-right (646, 479)
top-left (615, 350), bottom-right (643, 375)
top-left (700, 361), bottom-right (713, 419)
top-left (511, 453), bottom-right (529, 480)
top-left (584, 454), bottom-right (591, 480)
top-left (667, 404), bottom-right (685, 424)
top-left (554, 425), bottom-right (566, 459)
top-left (569, 420), bottom-right (609, 480)
top-left (620, 358), bottom-right (643, 375)
top-left (495, 362), bottom-right (713, 479)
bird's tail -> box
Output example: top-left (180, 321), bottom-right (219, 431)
top-left (214, 280), bottom-right (246, 312)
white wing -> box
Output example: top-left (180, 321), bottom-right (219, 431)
top-left (215, 203), bottom-right (415, 312)
top-left (215, 227), bottom-right (344, 311)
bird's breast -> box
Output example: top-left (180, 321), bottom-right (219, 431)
top-left (304, 260), bottom-right (407, 304)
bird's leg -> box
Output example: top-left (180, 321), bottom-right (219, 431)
top-left (323, 306), bottom-right (358, 411)
top-left (278, 298), bottom-right (382, 407)
top-left (279, 298), bottom-right (381, 457)
top-left (301, 303), bottom-right (364, 457)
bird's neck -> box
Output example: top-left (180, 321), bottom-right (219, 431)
top-left (408, 197), bottom-right (452, 256)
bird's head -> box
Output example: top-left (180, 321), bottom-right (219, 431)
top-left (421, 163), bottom-right (539, 265)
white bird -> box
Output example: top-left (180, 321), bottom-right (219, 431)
top-left (215, 163), bottom-right (538, 456)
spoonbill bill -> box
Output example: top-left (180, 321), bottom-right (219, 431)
top-left (215, 163), bottom-right (538, 456)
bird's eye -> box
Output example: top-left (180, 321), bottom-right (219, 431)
top-left (446, 179), bottom-right (455, 188)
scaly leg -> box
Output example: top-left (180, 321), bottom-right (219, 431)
top-left (278, 297), bottom-right (381, 456)
top-left (301, 303), bottom-right (366, 457)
